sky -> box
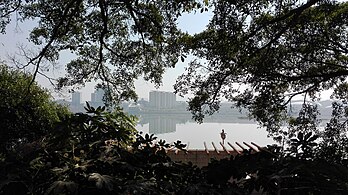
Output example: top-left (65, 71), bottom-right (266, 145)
top-left (0, 11), bottom-right (212, 102)
top-left (0, 6), bottom-right (334, 102)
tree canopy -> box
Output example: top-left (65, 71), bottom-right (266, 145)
top-left (0, 0), bottom-right (208, 103)
top-left (4, 2), bottom-right (348, 193)
top-left (2, 0), bottom-right (348, 137)
top-left (175, 0), bottom-right (348, 136)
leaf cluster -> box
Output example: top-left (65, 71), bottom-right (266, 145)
top-left (175, 0), bottom-right (348, 136)
top-left (0, 105), bottom-right (205, 194)
top-left (2, 101), bottom-right (348, 194)
top-left (0, 64), bottom-right (70, 152)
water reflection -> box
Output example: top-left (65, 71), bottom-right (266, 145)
top-left (137, 114), bottom-right (190, 134)
top-left (147, 115), bottom-right (176, 134)
top-left (136, 113), bottom-right (255, 135)
top-left (135, 114), bottom-right (274, 149)
top-left (133, 108), bottom-right (331, 149)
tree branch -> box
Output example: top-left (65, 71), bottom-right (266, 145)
top-left (26, 0), bottom-right (83, 91)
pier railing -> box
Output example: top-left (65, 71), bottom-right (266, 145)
top-left (166, 141), bottom-right (265, 167)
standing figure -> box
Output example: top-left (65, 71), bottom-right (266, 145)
top-left (220, 129), bottom-right (226, 144)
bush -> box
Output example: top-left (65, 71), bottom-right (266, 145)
top-left (0, 104), bottom-right (200, 194)
top-left (0, 64), bottom-right (70, 151)
top-left (1, 101), bottom-right (348, 194)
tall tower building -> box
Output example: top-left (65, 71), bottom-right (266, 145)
top-left (94, 88), bottom-right (104, 103)
top-left (72, 91), bottom-right (81, 106)
top-left (149, 91), bottom-right (176, 109)
top-left (91, 88), bottom-right (105, 103)
top-left (90, 88), bottom-right (105, 107)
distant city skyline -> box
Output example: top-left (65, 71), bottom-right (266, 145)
top-left (149, 91), bottom-right (176, 109)
top-left (60, 89), bottom-right (178, 103)
top-left (55, 88), bottom-right (108, 113)
top-left (56, 88), bottom-right (336, 122)
top-left (56, 89), bottom-right (182, 112)
top-left (0, 11), bottom-right (212, 104)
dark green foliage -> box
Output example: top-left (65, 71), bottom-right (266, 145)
top-left (3, 0), bottom-right (348, 142)
top-left (0, 105), bottom-right (206, 194)
top-left (0, 64), bottom-right (70, 152)
top-left (289, 131), bottom-right (318, 159)
top-left (317, 101), bottom-right (348, 165)
top-left (0, 0), bottom-right (19, 34)
top-left (204, 146), bottom-right (348, 194)
top-left (2, 103), bottom-right (348, 194)
top-left (3, 1), bottom-right (348, 194)
top-left (2, 0), bottom-right (348, 143)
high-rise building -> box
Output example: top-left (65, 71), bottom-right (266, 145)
top-left (91, 88), bottom-right (104, 103)
top-left (71, 91), bottom-right (81, 106)
top-left (149, 91), bottom-right (176, 109)
top-left (90, 88), bottom-right (105, 108)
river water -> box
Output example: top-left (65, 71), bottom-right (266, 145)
top-left (135, 113), bottom-right (275, 149)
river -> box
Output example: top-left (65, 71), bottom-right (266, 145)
top-left (135, 113), bottom-right (276, 149)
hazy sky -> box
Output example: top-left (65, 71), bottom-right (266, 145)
top-left (0, 11), bottom-right (212, 102)
top-left (0, 7), bottom-right (334, 102)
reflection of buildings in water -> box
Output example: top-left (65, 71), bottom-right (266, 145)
top-left (149, 116), bottom-right (176, 134)
top-left (137, 113), bottom-right (256, 135)
top-left (137, 114), bottom-right (191, 134)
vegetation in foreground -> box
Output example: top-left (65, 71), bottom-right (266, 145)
top-left (1, 103), bottom-right (348, 194)
top-left (1, 65), bottom-right (348, 194)
top-left (2, 1), bottom-right (348, 194)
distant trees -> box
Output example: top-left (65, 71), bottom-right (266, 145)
top-left (0, 64), bottom-right (69, 151)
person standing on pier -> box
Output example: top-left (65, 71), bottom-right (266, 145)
top-left (220, 129), bottom-right (226, 144)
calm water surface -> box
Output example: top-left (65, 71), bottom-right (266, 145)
top-left (135, 114), bottom-right (275, 149)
